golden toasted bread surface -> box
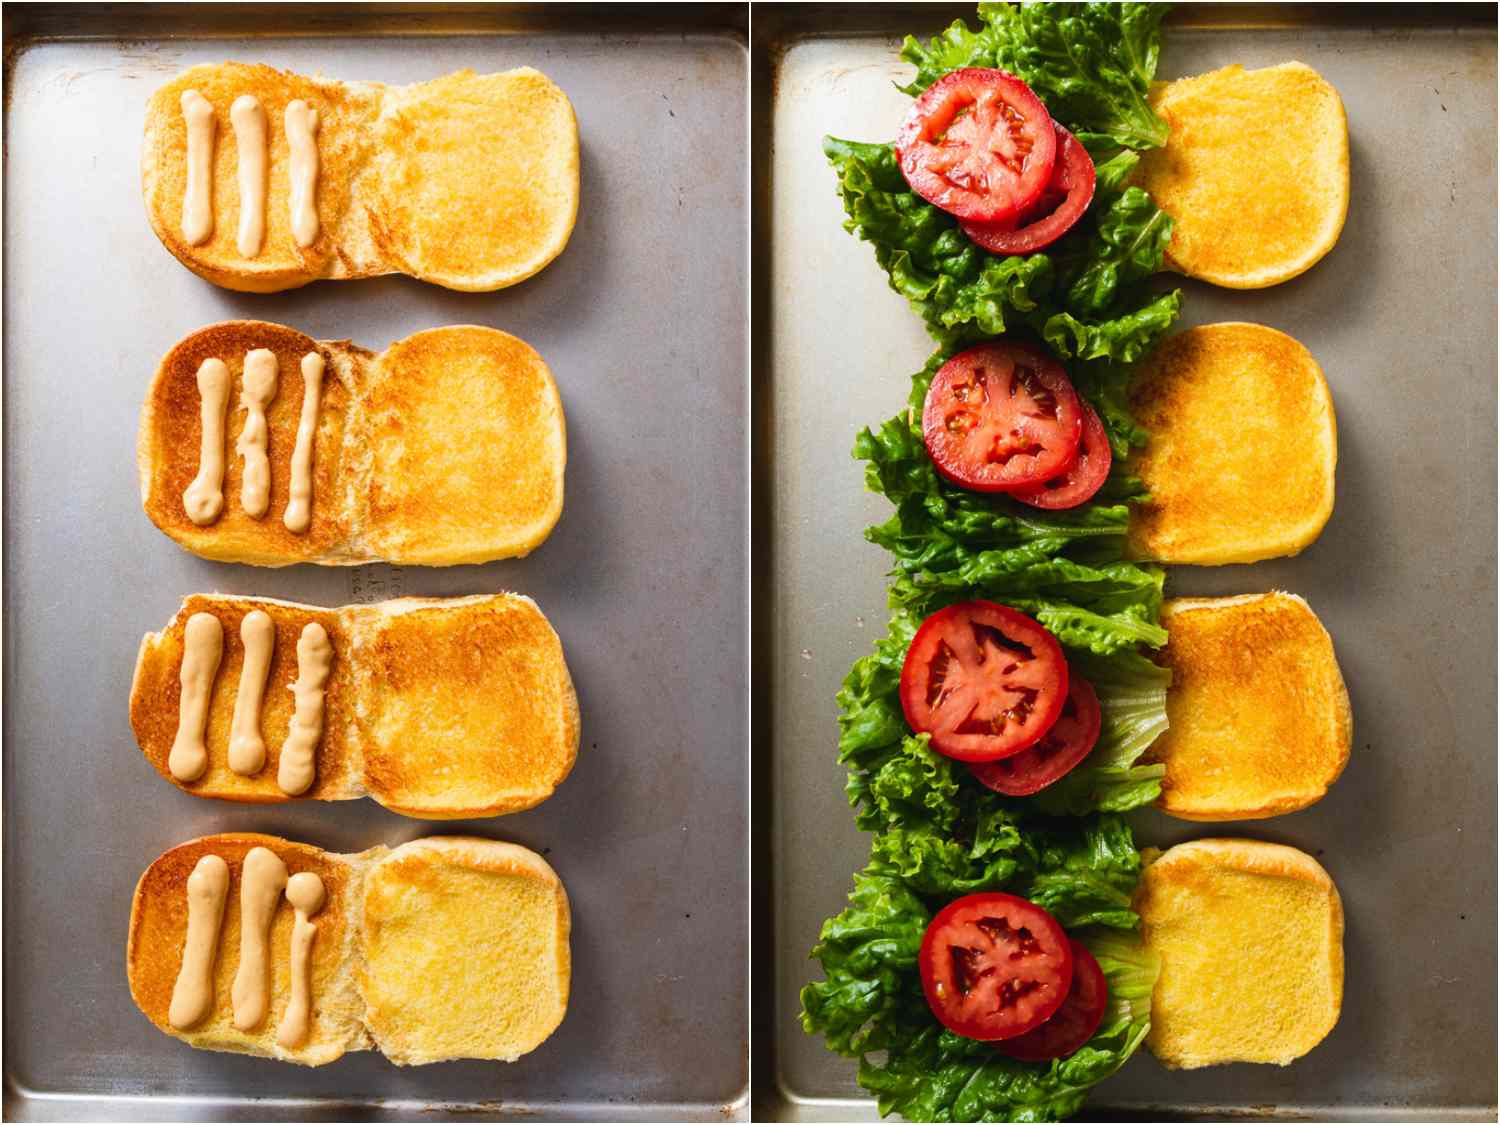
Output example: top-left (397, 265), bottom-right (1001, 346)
top-left (357, 596), bottom-right (579, 818)
top-left (1128, 323), bottom-right (1336, 565)
top-left (1148, 594), bottom-right (1351, 820)
top-left (139, 321), bottom-right (564, 567)
top-left (142, 63), bottom-right (379, 292)
top-left (1137, 839), bottom-right (1343, 1069)
top-left (129, 834), bottom-right (569, 1067)
top-left (130, 593), bottom-right (578, 818)
top-left (131, 595), bottom-right (361, 803)
top-left (359, 838), bottom-right (571, 1065)
top-left (138, 321), bottom-right (356, 565)
top-left (369, 69), bottom-right (579, 291)
top-left (143, 64), bottom-right (576, 292)
top-left (1137, 62), bottom-right (1349, 288)
top-left (362, 327), bottom-right (566, 565)
top-left (127, 833), bottom-right (373, 1066)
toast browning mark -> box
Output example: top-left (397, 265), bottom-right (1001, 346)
top-left (227, 610), bottom-right (275, 775)
top-left (231, 846), bottom-right (289, 1030)
top-left (167, 854), bottom-right (229, 1029)
top-left (278, 623), bottom-right (332, 795)
top-left (180, 89), bottom-right (216, 244)
top-left (183, 358), bottom-right (230, 525)
top-left (276, 872), bottom-right (326, 1047)
top-left (236, 349), bottom-right (278, 517)
top-left (283, 352), bottom-right (324, 533)
top-left (230, 95), bottom-right (267, 257)
top-left (285, 100), bottom-right (321, 248)
top-left (169, 612), bottom-right (223, 781)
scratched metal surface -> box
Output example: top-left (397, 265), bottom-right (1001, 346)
top-left (760, 5), bottom-right (1497, 1121)
top-left (2, 7), bottom-right (748, 1121)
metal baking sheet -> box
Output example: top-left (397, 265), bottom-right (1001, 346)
top-left (3, 5), bottom-right (748, 1120)
top-left (756, 5), bottom-right (1496, 1120)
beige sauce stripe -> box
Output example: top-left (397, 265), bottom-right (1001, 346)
top-left (277, 623), bottom-right (331, 796)
top-left (282, 352), bottom-right (323, 534)
top-left (284, 100), bottom-right (320, 248)
top-left (229, 95), bottom-right (267, 258)
top-left (231, 846), bottom-right (288, 1031)
top-left (235, 349), bottom-right (278, 518)
top-left (180, 89), bottom-right (216, 246)
top-left (182, 358), bottom-right (230, 526)
top-left (167, 853), bottom-right (229, 1030)
top-left (275, 872), bottom-right (326, 1048)
top-left (168, 613), bottom-right (223, 783)
top-left (227, 610), bottom-right (275, 776)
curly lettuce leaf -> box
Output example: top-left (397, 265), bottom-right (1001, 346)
top-left (823, 138), bottom-right (1179, 359)
top-left (900, 2), bottom-right (1170, 151)
top-left (802, 817), bottom-right (1158, 1122)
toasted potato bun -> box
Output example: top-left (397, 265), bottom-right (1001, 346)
top-left (1127, 323), bottom-right (1336, 566)
top-left (1149, 593), bottom-right (1351, 820)
top-left (1137, 62), bottom-right (1349, 288)
top-left (1137, 839), bottom-right (1343, 1069)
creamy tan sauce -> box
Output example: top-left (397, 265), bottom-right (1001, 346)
top-left (168, 612), bottom-right (223, 783)
top-left (282, 352), bottom-right (323, 534)
top-left (231, 846), bottom-right (288, 1031)
top-left (183, 358), bottom-right (230, 526)
top-left (227, 610), bottom-right (275, 776)
top-left (235, 349), bottom-right (278, 518)
top-left (284, 100), bottom-right (320, 248)
top-left (167, 853), bottom-right (229, 1030)
top-left (229, 95), bottom-right (267, 258)
top-left (274, 872), bottom-right (326, 1048)
top-left (277, 623), bottom-right (331, 796)
top-left (180, 89), bottom-right (216, 246)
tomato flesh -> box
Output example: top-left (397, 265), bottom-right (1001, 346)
top-left (900, 600), bottom-right (1069, 762)
top-left (961, 123), bottom-right (1097, 255)
top-left (923, 341), bottom-right (1085, 493)
top-left (993, 940), bottom-right (1109, 1061)
top-left (919, 892), bottom-right (1075, 1042)
top-left (896, 68), bottom-right (1058, 223)
top-left (1009, 398), bottom-right (1112, 510)
top-left (970, 676), bottom-right (1101, 796)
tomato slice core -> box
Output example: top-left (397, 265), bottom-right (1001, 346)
top-left (961, 123), bottom-right (1097, 255)
top-left (900, 600), bottom-right (1069, 762)
top-left (896, 68), bottom-right (1058, 223)
top-left (923, 341), bottom-right (1085, 493)
top-left (993, 939), bottom-right (1109, 1061)
top-left (1009, 398), bottom-right (1113, 510)
top-left (970, 675), bottom-right (1101, 796)
top-left (919, 892), bottom-right (1075, 1042)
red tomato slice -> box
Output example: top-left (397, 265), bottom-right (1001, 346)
top-left (900, 600), bottom-right (1069, 763)
top-left (993, 940), bottom-right (1108, 1061)
top-left (923, 342), bottom-right (1084, 493)
top-left (960, 123), bottom-right (1097, 256)
top-left (970, 676), bottom-right (1101, 796)
top-left (895, 68), bottom-right (1058, 223)
top-left (1009, 399), bottom-right (1112, 510)
top-left (919, 892), bottom-right (1075, 1042)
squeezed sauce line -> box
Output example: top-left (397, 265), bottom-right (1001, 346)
top-left (274, 872), bottom-right (326, 1048)
top-left (284, 100), bottom-right (320, 248)
top-left (229, 94), bottom-right (267, 258)
top-left (168, 612), bottom-right (223, 783)
top-left (230, 846), bottom-right (288, 1031)
top-left (167, 853), bottom-right (229, 1030)
top-left (182, 358), bottom-right (230, 526)
top-left (180, 89), bottom-right (216, 245)
top-left (235, 349), bottom-right (278, 518)
top-left (282, 352), bottom-right (323, 534)
top-left (277, 623), bottom-right (331, 796)
top-left (227, 610), bottom-right (275, 776)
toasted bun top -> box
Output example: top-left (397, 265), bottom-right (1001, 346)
top-left (1136, 62), bottom-right (1349, 288)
